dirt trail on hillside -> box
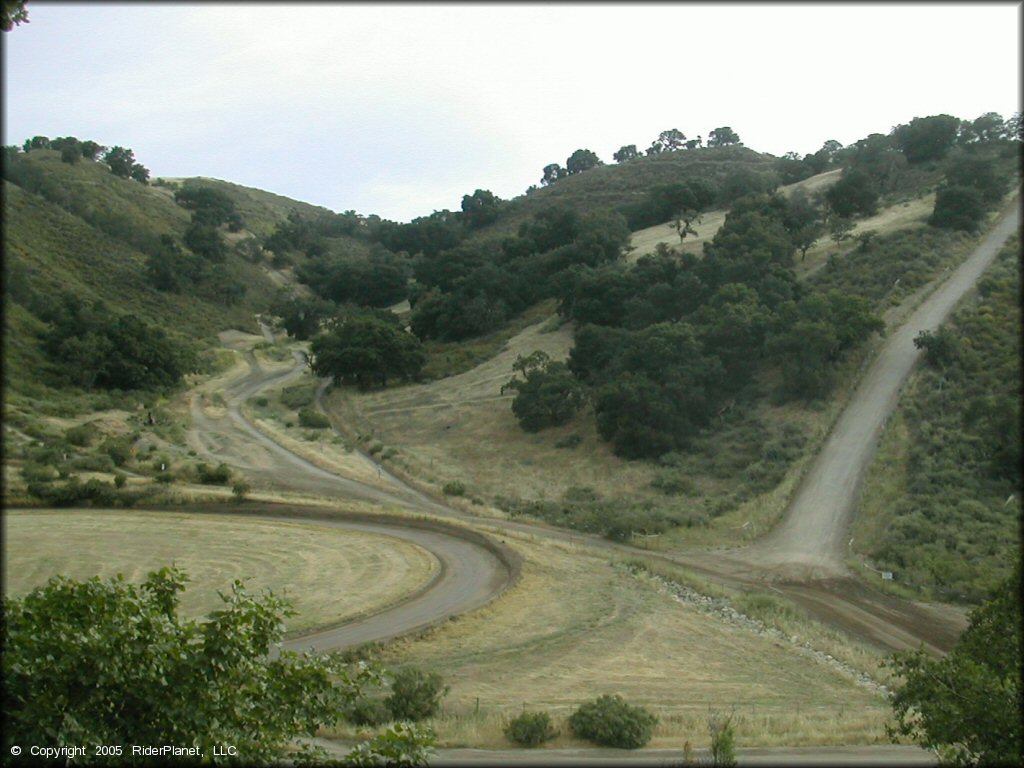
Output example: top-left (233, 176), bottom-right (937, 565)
top-left (666, 195), bottom-right (1020, 652)
top-left (182, 196), bottom-right (1018, 658)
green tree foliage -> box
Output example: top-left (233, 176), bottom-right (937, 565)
top-left (707, 126), bottom-right (741, 147)
top-left (145, 234), bottom-right (203, 292)
top-left (501, 351), bottom-right (586, 432)
top-left (265, 211), bottom-right (332, 259)
top-left (1, 567), bottom-right (379, 764)
top-left (825, 169), bottom-right (879, 218)
top-left (893, 114), bottom-right (961, 164)
top-left (184, 220), bottom-right (228, 262)
top-left (957, 112), bottom-right (1006, 144)
top-left (943, 154), bottom-right (1008, 204)
top-left (886, 564), bottom-right (1021, 766)
top-left (594, 323), bottom-right (725, 458)
top-left (841, 133), bottom-right (908, 193)
top-left (717, 167), bottom-right (776, 207)
top-left (540, 162), bottom-right (565, 186)
top-left (613, 144), bottom-right (639, 163)
top-left (174, 184), bottom-right (243, 230)
top-left (649, 128), bottom-right (687, 154)
top-left (565, 148), bottom-right (603, 175)
top-left (311, 310), bottom-right (425, 389)
top-left (929, 185), bottom-right (986, 232)
top-left (619, 178), bottom-right (718, 231)
top-left (459, 188), bottom-right (501, 229)
top-left (300, 249), bottom-right (410, 308)
top-left (768, 290), bottom-right (883, 401)
top-left (384, 667), bottom-right (448, 722)
top-left (788, 190), bottom-right (825, 260)
top-left (2, 0), bottom-right (29, 30)
top-left (40, 294), bottom-right (197, 391)
top-left (102, 145), bottom-right (149, 182)
top-left (270, 292), bottom-right (335, 340)
top-left (568, 694), bottom-right (657, 749)
top-left (504, 711), bottom-right (557, 747)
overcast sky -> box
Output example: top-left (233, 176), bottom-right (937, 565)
top-left (3, 2), bottom-right (1020, 222)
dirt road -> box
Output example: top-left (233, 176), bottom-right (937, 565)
top-left (183, 196), bottom-right (1018, 660)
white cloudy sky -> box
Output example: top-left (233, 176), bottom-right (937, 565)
top-left (3, 2), bottom-right (1020, 222)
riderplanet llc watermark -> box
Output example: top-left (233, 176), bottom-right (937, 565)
top-left (9, 744), bottom-right (237, 759)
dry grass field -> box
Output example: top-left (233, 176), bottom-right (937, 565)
top-left (3, 510), bottom-right (440, 633)
top-left (332, 529), bottom-right (891, 749)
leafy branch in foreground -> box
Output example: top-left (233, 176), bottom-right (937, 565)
top-left (886, 563), bottom-right (1021, 766)
top-left (2, 567), bottom-right (435, 765)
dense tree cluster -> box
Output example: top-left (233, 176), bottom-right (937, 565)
top-left (409, 206), bottom-right (631, 341)
top-left (501, 351), bottom-right (586, 432)
top-left (298, 246), bottom-right (410, 308)
top-left (550, 193), bottom-right (882, 457)
top-left (311, 309), bottom-right (425, 389)
top-left (16, 134), bottom-right (150, 181)
top-left (39, 294), bottom-right (197, 391)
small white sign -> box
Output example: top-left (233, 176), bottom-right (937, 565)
top-left (881, 571), bottom-right (894, 581)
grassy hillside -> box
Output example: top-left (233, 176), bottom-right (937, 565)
top-left (1, 152), bottom-right (308, 404)
top-left (470, 145), bottom-right (779, 240)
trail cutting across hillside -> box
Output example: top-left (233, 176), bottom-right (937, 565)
top-left (672, 196), bottom-right (1020, 651)
top-left (182, 196), bottom-right (1018, 660)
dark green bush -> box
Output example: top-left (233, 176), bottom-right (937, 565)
top-left (196, 462), bottom-right (232, 485)
top-left (100, 437), bottom-right (133, 467)
top-left (504, 711), bottom-right (557, 747)
top-left (279, 383), bottom-right (316, 410)
top-left (298, 408), bottom-right (330, 429)
top-left (64, 423), bottom-right (98, 447)
top-left (347, 697), bottom-right (391, 727)
top-left (568, 694), bottom-right (657, 749)
top-left (385, 667), bottom-right (448, 722)
top-left (442, 481), bottom-right (466, 497)
top-left (69, 453), bottom-right (116, 473)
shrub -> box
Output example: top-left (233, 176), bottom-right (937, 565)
top-left (231, 481), bottom-right (250, 501)
top-left (113, 472), bottom-right (127, 489)
top-left (347, 697), bottom-right (391, 727)
top-left (197, 462), bottom-right (232, 485)
top-left (568, 694), bottom-right (657, 749)
top-left (385, 667), bottom-right (448, 722)
top-left (69, 454), bottom-right (116, 473)
top-left (64, 423), bottom-right (98, 447)
top-left (280, 382), bottom-right (316, 410)
top-left (708, 710), bottom-right (738, 767)
top-left (298, 408), bottom-right (330, 429)
top-left (505, 711), bottom-right (557, 747)
top-left (20, 462), bottom-right (58, 484)
top-left (442, 480), bottom-right (466, 497)
top-left (100, 437), bottom-right (133, 467)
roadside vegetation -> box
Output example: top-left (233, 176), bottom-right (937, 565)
top-left (854, 237), bottom-right (1021, 602)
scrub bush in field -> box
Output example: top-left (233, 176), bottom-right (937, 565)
top-left (505, 710), bottom-right (557, 747)
top-left (569, 694), bottom-right (657, 749)
top-left (385, 667), bottom-right (448, 722)
top-left (298, 408), bottom-right (330, 429)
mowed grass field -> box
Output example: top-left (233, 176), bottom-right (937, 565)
top-left (3, 510), bottom-right (440, 633)
top-left (336, 529), bottom-right (891, 749)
